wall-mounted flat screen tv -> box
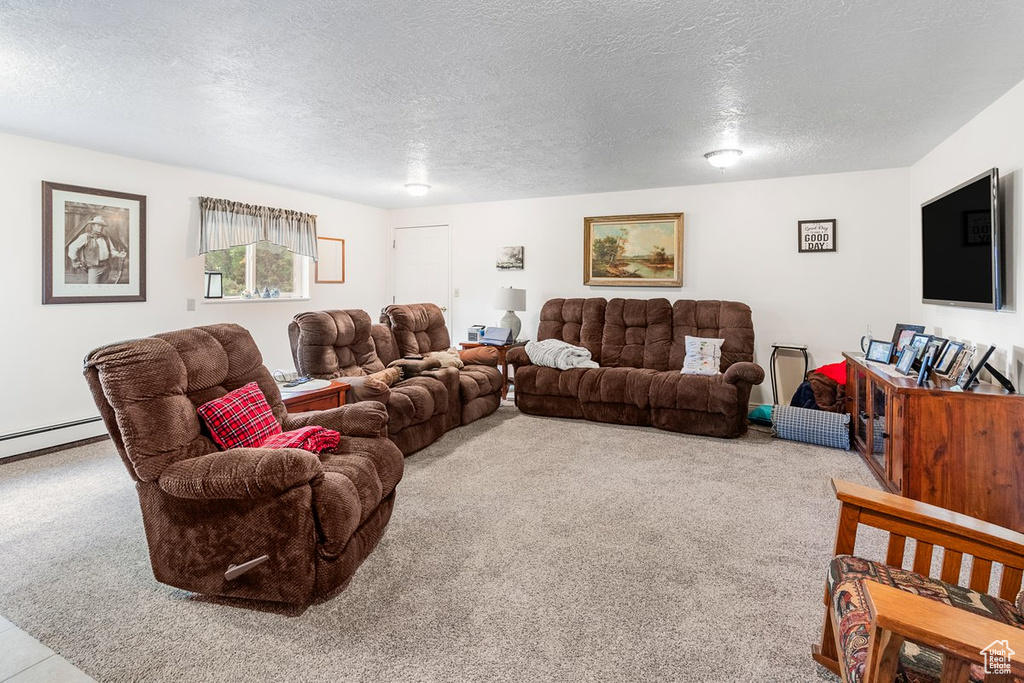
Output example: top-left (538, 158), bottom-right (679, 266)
top-left (921, 168), bottom-right (1002, 310)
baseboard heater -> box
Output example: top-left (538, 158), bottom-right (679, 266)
top-left (0, 416), bottom-right (103, 443)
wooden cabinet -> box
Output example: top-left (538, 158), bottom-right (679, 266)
top-left (845, 352), bottom-right (1024, 531)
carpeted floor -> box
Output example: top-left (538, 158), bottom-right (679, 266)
top-left (0, 407), bottom-right (882, 682)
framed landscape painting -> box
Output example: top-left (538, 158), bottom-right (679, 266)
top-left (583, 213), bottom-right (683, 287)
top-left (42, 181), bottom-right (146, 304)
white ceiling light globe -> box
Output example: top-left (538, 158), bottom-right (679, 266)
top-left (704, 149), bottom-right (743, 168)
top-left (404, 183), bottom-right (431, 197)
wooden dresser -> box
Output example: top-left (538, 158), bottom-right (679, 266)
top-left (844, 352), bottom-right (1024, 531)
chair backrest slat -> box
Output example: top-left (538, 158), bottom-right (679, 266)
top-left (940, 549), bottom-right (964, 585)
top-left (969, 558), bottom-right (993, 593)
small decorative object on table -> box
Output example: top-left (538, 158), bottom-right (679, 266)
top-left (797, 219), bottom-right (836, 253)
top-left (907, 333), bottom-right (932, 369)
top-left (894, 346), bottom-right (916, 375)
top-left (889, 323), bottom-right (925, 359)
top-left (933, 340), bottom-right (964, 377)
top-left (864, 340), bottom-right (893, 363)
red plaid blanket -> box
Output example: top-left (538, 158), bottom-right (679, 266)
top-left (261, 426), bottom-right (340, 454)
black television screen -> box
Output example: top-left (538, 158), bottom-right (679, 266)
top-left (921, 168), bottom-right (1002, 310)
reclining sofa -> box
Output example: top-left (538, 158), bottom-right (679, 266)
top-left (84, 323), bottom-right (403, 603)
top-left (506, 298), bottom-right (765, 438)
top-left (289, 305), bottom-right (501, 456)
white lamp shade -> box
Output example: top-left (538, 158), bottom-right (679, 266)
top-left (494, 287), bottom-right (526, 311)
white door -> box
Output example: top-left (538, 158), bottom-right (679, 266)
top-left (392, 225), bottom-right (452, 329)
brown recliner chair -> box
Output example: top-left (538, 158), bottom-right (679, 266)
top-left (83, 323), bottom-right (403, 604)
top-left (380, 303), bottom-right (502, 425)
top-left (289, 309), bottom-right (449, 455)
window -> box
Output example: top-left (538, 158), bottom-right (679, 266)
top-left (204, 241), bottom-right (308, 298)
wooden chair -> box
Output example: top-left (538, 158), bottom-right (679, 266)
top-left (814, 479), bottom-right (1024, 682)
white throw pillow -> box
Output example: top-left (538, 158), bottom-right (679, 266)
top-left (681, 335), bottom-right (725, 376)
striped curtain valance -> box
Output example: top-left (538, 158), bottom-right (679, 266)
top-left (198, 197), bottom-right (318, 260)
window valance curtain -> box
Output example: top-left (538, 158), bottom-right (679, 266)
top-left (198, 197), bottom-right (318, 260)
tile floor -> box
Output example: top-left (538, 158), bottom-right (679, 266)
top-left (0, 613), bottom-right (95, 682)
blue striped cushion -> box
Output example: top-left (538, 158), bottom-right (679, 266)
top-left (772, 405), bottom-right (850, 450)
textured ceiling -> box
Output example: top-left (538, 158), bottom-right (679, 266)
top-left (2, 1), bottom-right (1024, 208)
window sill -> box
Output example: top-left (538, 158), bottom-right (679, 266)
top-left (202, 296), bottom-right (310, 304)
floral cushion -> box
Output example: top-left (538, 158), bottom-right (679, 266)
top-left (829, 555), bottom-right (1024, 683)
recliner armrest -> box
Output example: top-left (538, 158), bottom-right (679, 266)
top-left (723, 361), bottom-right (765, 386)
top-left (158, 448), bottom-right (323, 500)
top-left (506, 346), bottom-right (531, 367)
top-left (282, 401), bottom-right (389, 437)
top-left (340, 376), bottom-right (392, 405)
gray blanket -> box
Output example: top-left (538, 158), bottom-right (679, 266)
top-left (525, 339), bottom-right (599, 370)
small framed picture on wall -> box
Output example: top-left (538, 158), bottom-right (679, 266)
top-left (797, 219), bottom-right (836, 253)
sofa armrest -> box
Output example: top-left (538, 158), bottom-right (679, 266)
top-left (459, 346), bottom-right (499, 367)
top-left (282, 401), bottom-right (389, 438)
top-left (158, 448), bottom-right (323, 500)
top-left (506, 346), bottom-right (531, 367)
top-left (723, 361), bottom-right (764, 386)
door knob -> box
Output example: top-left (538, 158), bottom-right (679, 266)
top-left (440, 306), bottom-right (448, 312)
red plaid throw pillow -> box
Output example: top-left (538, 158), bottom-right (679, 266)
top-left (261, 426), bottom-right (340, 454)
top-left (197, 382), bottom-right (282, 450)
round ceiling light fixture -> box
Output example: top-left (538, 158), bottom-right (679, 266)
top-left (704, 149), bottom-right (743, 169)
top-left (404, 183), bottom-right (431, 197)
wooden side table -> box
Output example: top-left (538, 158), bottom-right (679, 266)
top-left (281, 380), bottom-right (349, 413)
top-left (459, 342), bottom-right (525, 400)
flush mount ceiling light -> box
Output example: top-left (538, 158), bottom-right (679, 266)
top-left (704, 149), bottom-right (743, 169)
top-left (404, 183), bottom-right (431, 197)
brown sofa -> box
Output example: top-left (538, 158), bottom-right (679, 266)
top-left (380, 303), bottom-right (503, 426)
top-left (506, 298), bottom-right (765, 438)
top-left (83, 323), bottom-right (403, 603)
top-left (289, 309), bottom-right (450, 456)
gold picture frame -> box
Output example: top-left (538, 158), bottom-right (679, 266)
top-left (583, 213), bottom-right (683, 287)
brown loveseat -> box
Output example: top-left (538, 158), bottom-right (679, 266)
top-left (380, 303), bottom-right (503, 426)
top-left (289, 309), bottom-right (450, 456)
top-left (84, 323), bottom-right (403, 603)
top-left (506, 298), bottom-right (765, 438)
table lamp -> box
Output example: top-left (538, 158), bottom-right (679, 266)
top-left (494, 287), bottom-right (526, 341)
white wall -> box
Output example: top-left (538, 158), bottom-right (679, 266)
top-left (0, 132), bottom-right (391, 457)
top-left (390, 168), bottom-right (914, 404)
top-left (910, 78), bottom-right (1024, 388)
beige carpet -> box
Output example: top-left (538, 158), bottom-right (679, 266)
top-left (0, 407), bottom-right (881, 682)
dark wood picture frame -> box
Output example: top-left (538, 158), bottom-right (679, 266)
top-left (42, 181), bottom-right (146, 304)
top-left (797, 219), bottom-right (837, 253)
